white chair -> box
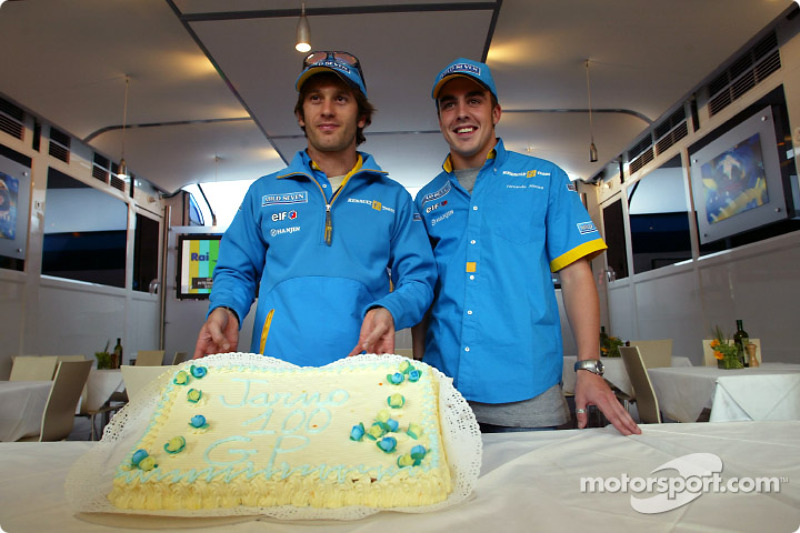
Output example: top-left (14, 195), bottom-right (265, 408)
top-left (120, 365), bottom-right (170, 404)
top-left (18, 360), bottom-right (93, 442)
top-left (620, 346), bottom-right (662, 424)
top-left (629, 339), bottom-right (672, 368)
top-left (702, 338), bottom-right (761, 366)
top-left (171, 351), bottom-right (191, 365)
top-left (56, 355), bottom-right (88, 363)
top-left (9, 356), bottom-right (59, 381)
top-left (135, 350), bottom-right (165, 366)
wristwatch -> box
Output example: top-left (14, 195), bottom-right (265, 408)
top-left (574, 359), bottom-right (604, 376)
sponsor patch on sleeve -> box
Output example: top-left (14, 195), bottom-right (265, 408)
top-left (413, 212), bottom-right (422, 221)
top-left (577, 221), bottom-right (598, 234)
top-left (567, 182), bottom-right (577, 192)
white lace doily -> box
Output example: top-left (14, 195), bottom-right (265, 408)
top-left (66, 353), bottom-right (481, 524)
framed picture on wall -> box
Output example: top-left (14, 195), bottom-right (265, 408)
top-left (689, 106), bottom-right (788, 244)
top-left (0, 149), bottom-right (32, 265)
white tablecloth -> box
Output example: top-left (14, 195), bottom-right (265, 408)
top-left (648, 363), bottom-right (800, 423)
top-left (562, 355), bottom-right (692, 396)
top-left (81, 370), bottom-right (124, 414)
top-left (1, 422), bottom-right (799, 532)
top-left (0, 381), bottom-right (52, 442)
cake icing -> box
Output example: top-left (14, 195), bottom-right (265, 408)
top-left (108, 357), bottom-right (452, 510)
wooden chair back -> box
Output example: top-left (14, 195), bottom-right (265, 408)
top-left (620, 346), bottom-right (662, 424)
top-left (135, 350), bottom-right (165, 366)
top-left (171, 351), bottom-right (191, 365)
top-left (9, 355), bottom-right (59, 381)
top-left (628, 339), bottom-right (672, 368)
top-left (121, 365), bottom-right (170, 404)
top-left (19, 360), bottom-right (93, 442)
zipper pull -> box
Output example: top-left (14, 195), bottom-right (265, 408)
top-left (325, 204), bottom-right (332, 245)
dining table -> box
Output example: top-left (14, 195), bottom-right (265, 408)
top-left (0, 421), bottom-right (798, 532)
top-left (562, 355), bottom-right (693, 396)
top-left (647, 363), bottom-right (800, 423)
top-left (0, 380), bottom-right (52, 442)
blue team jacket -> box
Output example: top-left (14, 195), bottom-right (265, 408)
top-left (209, 150), bottom-right (436, 366)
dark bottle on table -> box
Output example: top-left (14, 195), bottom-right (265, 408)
top-left (732, 320), bottom-right (749, 368)
top-left (112, 338), bottom-right (123, 369)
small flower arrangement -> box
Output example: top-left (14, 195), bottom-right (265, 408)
top-left (600, 334), bottom-right (624, 358)
top-left (94, 341), bottom-right (112, 369)
top-left (711, 326), bottom-right (743, 369)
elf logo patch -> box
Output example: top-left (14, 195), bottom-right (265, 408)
top-left (271, 210), bottom-right (298, 222)
top-left (425, 200), bottom-right (448, 214)
top-left (577, 221), bottom-right (598, 234)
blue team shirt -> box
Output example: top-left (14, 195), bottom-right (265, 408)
top-left (210, 150), bottom-right (436, 366)
top-left (414, 139), bottom-right (606, 403)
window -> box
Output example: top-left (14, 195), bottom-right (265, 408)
top-left (42, 168), bottom-right (128, 287)
top-left (627, 155), bottom-right (692, 274)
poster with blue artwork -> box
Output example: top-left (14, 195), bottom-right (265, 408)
top-left (0, 172), bottom-right (18, 240)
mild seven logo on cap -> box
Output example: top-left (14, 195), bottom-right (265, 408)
top-left (441, 62), bottom-right (481, 79)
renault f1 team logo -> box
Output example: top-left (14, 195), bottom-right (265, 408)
top-left (271, 210), bottom-right (298, 222)
top-left (425, 200), bottom-right (448, 214)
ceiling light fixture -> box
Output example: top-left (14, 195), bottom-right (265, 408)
top-left (585, 60), bottom-right (598, 163)
top-left (118, 75), bottom-right (130, 179)
top-left (295, 2), bottom-right (311, 53)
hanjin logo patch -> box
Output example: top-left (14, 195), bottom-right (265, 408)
top-left (262, 192), bottom-right (308, 207)
top-left (577, 221), bottom-right (598, 234)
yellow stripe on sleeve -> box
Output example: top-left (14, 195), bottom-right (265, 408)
top-left (550, 239), bottom-right (607, 272)
top-left (259, 309), bottom-right (275, 354)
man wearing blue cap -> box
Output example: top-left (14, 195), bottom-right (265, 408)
top-left (414, 58), bottom-right (640, 435)
top-left (194, 51), bottom-right (436, 365)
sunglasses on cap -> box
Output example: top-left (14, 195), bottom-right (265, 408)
top-left (302, 51), bottom-right (367, 88)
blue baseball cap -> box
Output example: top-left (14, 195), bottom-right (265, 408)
top-left (431, 58), bottom-right (498, 102)
top-left (296, 51), bottom-right (368, 98)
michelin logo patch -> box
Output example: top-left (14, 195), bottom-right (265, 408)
top-left (421, 182), bottom-right (451, 204)
top-left (262, 192), bottom-right (308, 207)
top-left (577, 221), bottom-right (598, 234)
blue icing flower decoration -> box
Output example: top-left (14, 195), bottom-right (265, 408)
top-left (187, 389), bottom-right (202, 403)
top-left (164, 436), bottom-right (186, 454)
top-left (386, 372), bottom-right (404, 385)
top-left (407, 369), bottom-right (421, 383)
top-left (350, 422), bottom-right (366, 441)
top-left (190, 414), bottom-right (209, 429)
top-left (385, 418), bottom-right (399, 432)
top-left (190, 365), bottom-right (207, 378)
top-left (410, 444), bottom-right (427, 462)
top-left (131, 449), bottom-right (149, 466)
top-left (387, 393), bottom-right (405, 409)
top-left (173, 371), bottom-right (190, 386)
top-left (377, 436), bottom-right (397, 453)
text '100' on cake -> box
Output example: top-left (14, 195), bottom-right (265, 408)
top-left (108, 357), bottom-right (453, 510)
